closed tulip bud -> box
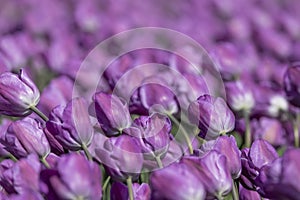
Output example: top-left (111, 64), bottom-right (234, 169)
top-left (95, 135), bottom-right (143, 181)
top-left (284, 65), bottom-right (300, 107)
top-left (41, 153), bottom-right (102, 200)
top-left (184, 150), bottom-right (232, 199)
top-left (93, 92), bottom-right (132, 136)
top-left (188, 94), bottom-right (235, 140)
top-left (46, 97), bottom-right (94, 151)
top-left (0, 154), bottom-right (41, 195)
top-left (124, 113), bottom-right (171, 159)
top-left (1, 117), bottom-right (50, 159)
top-left (199, 135), bottom-right (241, 179)
top-left (150, 161), bottom-right (206, 200)
top-left (111, 182), bottom-right (151, 200)
top-left (0, 69), bottom-right (40, 117)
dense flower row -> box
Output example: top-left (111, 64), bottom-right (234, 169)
top-left (1, 0), bottom-right (300, 200)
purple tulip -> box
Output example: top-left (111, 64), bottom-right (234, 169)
top-left (198, 135), bottom-right (241, 179)
top-left (184, 150), bottom-right (232, 198)
top-left (256, 149), bottom-right (300, 200)
top-left (46, 97), bottom-right (94, 151)
top-left (0, 119), bottom-right (11, 157)
top-left (0, 154), bottom-right (41, 195)
top-left (0, 69), bottom-right (40, 117)
top-left (111, 182), bottom-right (151, 200)
top-left (240, 139), bottom-right (278, 190)
top-left (239, 184), bottom-right (261, 200)
top-left (41, 153), bottom-right (102, 200)
top-left (188, 94), bottom-right (235, 140)
top-left (8, 190), bottom-right (44, 200)
top-left (124, 113), bottom-right (171, 160)
top-left (284, 65), bottom-right (300, 107)
top-left (225, 80), bottom-right (255, 113)
top-left (93, 92), bottom-right (132, 136)
top-left (150, 161), bottom-right (206, 200)
top-left (95, 135), bottom-right (143, 181)
top-left (1, 117), bottom-right (50, 159)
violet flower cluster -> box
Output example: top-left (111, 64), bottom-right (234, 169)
top-left (1, 1), bottom-right (300, 200)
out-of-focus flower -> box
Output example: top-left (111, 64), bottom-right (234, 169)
top-left (111, 182), bottom-right (151, 200)
top-left (198, 135), bottom-right (241, 179)
top-left (1, 118), bottom-right (50, 159)
top-left (184, 150), bottom-right (232, 199)
top-left (150, 161), bottom-right (206, 200)
top-left (93, 92), bottom-right (132, 136)
top-left (256, 149), bottom-right (300, 200)
top-left (0, 69), bottom-right (40, 117)
top-left (284, 65), bottom-right (300, 107)
top-left (41, 153), bottom-right (102, 200)
top-left (95, 135), bottom-right (143, 181)
top-left (240, 139), bottom-right (278, 190)
top-left (0, 154), bottom-right (41, 195)
top-left (188, 94), bottom-right (235, 140)
top-left (124, 113), bottom-right (171, 160)
top-left (46, 97), bottom-right (93, 151)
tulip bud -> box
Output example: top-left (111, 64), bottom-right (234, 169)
top-left (46, 97), bottom-right (94, 151)
top-left (124, 113), bottom-right (171, 160)
top-left (41, 153), bottom-right (102, 200)
top-left (95, 135), bottom-right (143, 181)
top-left (1, 118), bottom-right (50, 159)
top-left (0, 69), bottom-right (40, 117)
top-left (284, 65), bottom-right (300, 107)
top-left (93, 92), bottom-right (132, 136)
top-left (111, 182), bottom-right (151, 200)
top-left (199, 135), bottom-right (241, 179)
top-left (150, 161), bottom-right (206, 200)
top-left (188, 94), bottom-right (235, 140)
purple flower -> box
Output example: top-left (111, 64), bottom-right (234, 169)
top-left (124, 113), bottom-right (171, 159)
top-left (256, 149), bottom-right (300, 200)
top-left (1, 117), bottom-right (50, 159)
top-left (0, 119), bottom-right (12, 157)
top-left (0, 154), bottom-right (41, 195)
top-left (184, 150), bottom-right (232, 198)
top-left (240, 139), bottom-right (278, 190)
top-left (46, 97), bottom-right (94, 151)
top-left (284, 65), bottom-right (300, 107)
top-left (188, 94), bottom-right (235, 140)
top-left (95, 135), bottom-right (143, 181)
top-left (93, 92), bottom-right (132, 136)
top-left (198, 135), bottom-right (241, 179)
top-left (41, 153), bottom-right (102, 200)
top-left (239, 184), bottom-right (261, 200)
top-left (150, 161), bottom-right (206, 200)
top-left (0, 69), bottom-right (40, 117)
top-left (111, 182), bottom-right (151, 200)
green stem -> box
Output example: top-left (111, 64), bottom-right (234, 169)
top-left (155, 155), bottom-right (163, 168)
top-left (102, 176), bottom-right (111, 200)
top-left (140, 171), bottom-right (149, 184)
top-left (232, 180), bottom-right (239, 200)
top-left (82, 144), bottom-right (93, 161)
top-left (40, 157), bottom-right (50, 168)
top-left (30, 106), bottom-right (49, 122)
top-left (244, 112), bottom-right (251, 148)
top-left (168, 114), bottom-right (193, 154)
top-left (293, 114), bottom-right (300, 148)
top-left (8, 153), bottom-right (18, 162)
top-left (126, 176), bottom-right (134, 200)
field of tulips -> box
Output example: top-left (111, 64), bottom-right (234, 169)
top-left (0, 0), bottom-right (300, 200)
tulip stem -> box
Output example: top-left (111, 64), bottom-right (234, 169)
top-left (293, 114), bottom-right (300, 148)
top-left (102, 176), bottom-right (111, 198)
top-left (82, 144), bottom-right (93, 161)
top-left (168, 114), bottom-right (193, 154)
top-left (232, 180), bottom-right (239, 200)
top-left (244, 112), bottom-right (251, 148)
top-left (126, 176), bottom-right (134, 200)
top-left (155, 155), bottom-right (163, 168)
top-left (8, 153), bottom-right (18, 162)
top-left (30, 106), bottom-right (49, 122)
top-left (40, 157), bottom-right (50, 168)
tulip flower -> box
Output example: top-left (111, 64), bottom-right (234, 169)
top-left (111, 182), bottom-right (151, 200)
top-left (93, 92), bottom-right (132, 136)
top-left (1, 117), bottom-right (50, 159)
top-left (188, 94), bottom-right (235, 140)
top-left (284, 65), bottom-right (300, 107)
top-left (0, 69), bottom-right (40, 117)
